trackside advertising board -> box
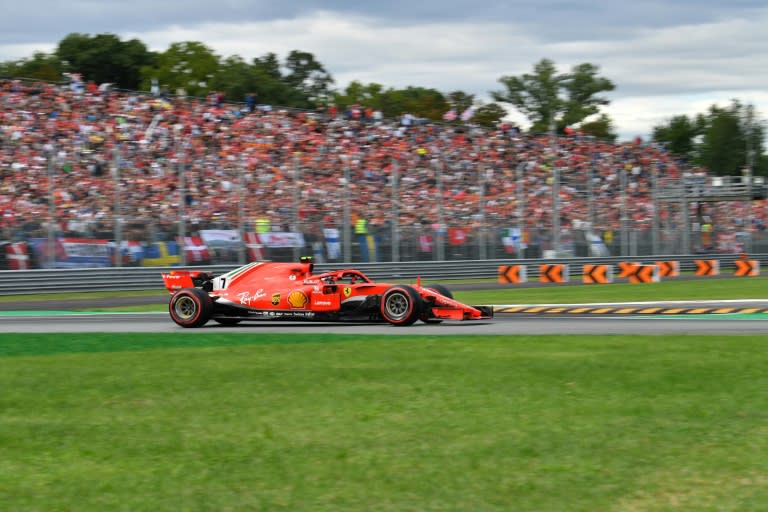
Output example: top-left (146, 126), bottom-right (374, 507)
top-left (30, 237), bottom-right (112, 268)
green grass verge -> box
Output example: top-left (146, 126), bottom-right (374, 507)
top-left (2, 333), bottom-right (768, 511)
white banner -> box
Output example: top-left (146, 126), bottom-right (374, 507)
top-left (199, 229), bottom-right (241, 245)
top-left (256, 232), bottom-right (305, 248)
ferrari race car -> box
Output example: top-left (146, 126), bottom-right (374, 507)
top-left (162, 257), bottom-right (493, 327)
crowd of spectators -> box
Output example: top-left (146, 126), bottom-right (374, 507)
top-left (1, 77), bottom-right (766, 255)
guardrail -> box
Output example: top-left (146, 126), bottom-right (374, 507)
top-left (0, 254), bottom-right (765, 295)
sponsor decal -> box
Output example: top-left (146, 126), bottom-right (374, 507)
top-left (271, 293), bottom-right (281, 306)
top-left (287, 290), bottom-right (308, 309)
top-left (343, 286), bottom-right (352, 298)
top-left (313, 300), bottom-right (333, 306)
top-left (237, 289), bottom-right (266, 305)
top-left (250, 310), bottom-right (315, 319)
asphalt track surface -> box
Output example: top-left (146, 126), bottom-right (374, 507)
top-left (0, 281), bottom-right (765, 335)
top-left (1, 308), bottom-right (766, 334)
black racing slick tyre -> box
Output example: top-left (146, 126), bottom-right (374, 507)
top-left (169, 288), bottom-right (213, 328)
top-left (420, 284), bottom-right (454, 324)
top-left (427, 284), bottom-right (453, 299)
top-left (380, 285), bottom-right (423, 326)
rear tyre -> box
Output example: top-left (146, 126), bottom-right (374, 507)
top-left (169, 288), bottom-right (213, 328)
top-left (420, 284), bottom-right (453, 324)
top-left (381, 285), bottom-right (422, 326)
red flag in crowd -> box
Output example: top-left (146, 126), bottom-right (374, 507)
top-left (448, 227), bottom-right (468, 246)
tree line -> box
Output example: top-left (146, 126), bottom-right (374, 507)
top-left (1, 32), bottom-right (765, 176)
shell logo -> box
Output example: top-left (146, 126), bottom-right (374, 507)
top-left (287, 290), bottom-right (308, 309)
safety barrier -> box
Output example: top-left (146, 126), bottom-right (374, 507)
top-left (656, 261), bottom-right (679, 278)
top-left (0, 254), bottom-right (765, 295)
top-left (734, 259), bottom-right (760, 277)
top-left (618, 261), bottom-right (640, 279)
top-left (582, 264), bottom-right (613, 284)
top-left (694, 259), bottom-right (719, 276)
top-left (629, 265), bottom-right (660, 284)
top-left (498, 264), bottom-right (527, 284)
top-left (539, 264), bottom-right (569, 283)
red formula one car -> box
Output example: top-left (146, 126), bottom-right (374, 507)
top-left (162, 257), bottom-right (493, 327)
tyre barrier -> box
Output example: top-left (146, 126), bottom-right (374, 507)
top-left (539, 264), bottom-right (568, 283)
top-left (629, 265), bottom-right (660, 284)
top-left (618, 261), bottom-right (640, 279)
top-left (582, 264), bottom-right (613, 284)
top-left (734, 259), bottom-right (760, 277)
top-left (656, 260), bottom-right (679, 278)
top-left (694, 259), bottom-right (719, 276)
top-left (498, 264), bottom-right (527, 284)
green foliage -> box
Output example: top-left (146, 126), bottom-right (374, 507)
top-left (652, 114), bottom-right (702, 161)
top-left (652, 100), bottom-right (767, 176)
top-left (560, 63), bottom-right (615, 129)
top-left (283, 50), bottom-right (335, 108)
top-left (492, 58), bottom-right (615, 134)
top-left (446, 90), bottom-right (475, 115)
top-left (472, 101), bottom-right (508, 128)
top-left (0, 51), bottom-right (62, 81)
top-left (56, 33), bottom-right (155, 89)
top-left (140, 41), bottom-right (220, 98)
top-left (493, 58), bottom-right (564, 133)
top-left (578, 113), bottom-right (618, 142)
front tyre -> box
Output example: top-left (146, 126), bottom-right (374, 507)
top-left (169, 288), bottom-right (213, 328)
top-left (380, 285), bottom-right (422, 326)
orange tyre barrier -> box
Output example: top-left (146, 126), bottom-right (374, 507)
top-left (539, 263), bottom-right (568, 283)
top-left (734, 259), bottom-right (759, 277)
top-left (629, 264), bottom-right (659, 284)
top-left (656, 260), bottom-right (679, 278)
top-left (582, 264), bottom-right (613, 284)
top-left (694, 259), bottom-right (719, 277)
top-left (618, 261), bottom-right (640, 279)
top-left (498, 264), bottom-right (528, 284)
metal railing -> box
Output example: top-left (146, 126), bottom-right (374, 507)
top-left (0, 254), bottom-right (764, 295)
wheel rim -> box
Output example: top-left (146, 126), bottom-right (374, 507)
top-left (385, 292), bottom-right (409, 321)
top-left (174, 295), bottom-right (198, 320)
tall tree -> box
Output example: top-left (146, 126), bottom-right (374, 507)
top-left (653, 100), bottom-right (767, 176)
top-left (56, 33), bottom-right (154, 89)
top-left (472, 102), bottom-right (508, 128)
top-left (283, 50), bottom-right (334, 109)
top-left (652, 114), bottom-right (703, 162)
top-left (249, 52), bottom-right (293, 105)
top-left (446, 90), bottom-right (475, 118)
top-left (697, 101), bottom-right (748, 175)
top-left (492, 58), bottom-right (615, 134)
top-left (140, 41), bottom-right (219, 97)
top-left (560, 63), bottom-right (615, 129)
top-left (378, 86), bottom-right (450, 120)
top-left (578, 113), bottom-right (618, 142)
top-left (492, 58), bottom-right (564, 133)
top-left (0, 52), bottom-right (61, 81)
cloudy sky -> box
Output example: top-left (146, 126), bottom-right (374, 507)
top-left (1, 0), bottom-right (767, 141)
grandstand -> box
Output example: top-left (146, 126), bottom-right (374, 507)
top-left (1, 77), bottom-right (766, 268)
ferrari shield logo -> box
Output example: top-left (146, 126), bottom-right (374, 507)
top-left (343, 286), bottom-right (352, 298)
top-left (271, 293), bottom-right (281, 306)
